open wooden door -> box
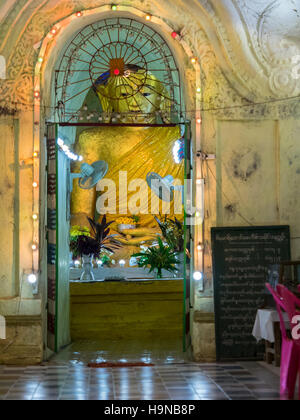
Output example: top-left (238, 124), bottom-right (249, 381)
top-left (183, 122), bottom-right (193, 353)
top-left (46, 124), bottom-right (58, 352)
top-left (46, 124), bottom-right (71, 353)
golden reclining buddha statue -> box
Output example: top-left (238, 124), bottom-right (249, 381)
top-left (71, 62), bottom-right (184, 262)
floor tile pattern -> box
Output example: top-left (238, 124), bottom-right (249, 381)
top-left (50, 338), bottom-right (186, 366)
top-left (0, 362), bottom-right (283, 400)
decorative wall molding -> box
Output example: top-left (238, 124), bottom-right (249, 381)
top-left (0, 0), bottom-right (299, 118)
top-left (5, 315), bottom-right (42, 326)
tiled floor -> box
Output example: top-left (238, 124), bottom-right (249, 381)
top-left (0, 362), bottom-right (285, 400)
top-left (50, 338), bottom-right (186, 366)
top-left (0, 337), bottom-right (293, 400)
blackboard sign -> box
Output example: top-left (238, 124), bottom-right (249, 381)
top-left (212, 226), bottom-right (290, 361)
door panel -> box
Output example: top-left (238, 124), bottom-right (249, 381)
top-left (46, 124), bottom-right (57, 352)
top-left (183, 123), bottom-right (193, 352)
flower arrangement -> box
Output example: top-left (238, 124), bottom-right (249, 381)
top-left (70, 225), bottom-right (91, 259)
top-left (116, 215), bottom-right (140, 226)
top-left (116, 217), bottom-right (136, 225)
top-left (72, 216), bottom-right (121, 259)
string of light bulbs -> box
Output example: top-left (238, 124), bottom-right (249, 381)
top-left (57, 138), bottom-right (83, 161)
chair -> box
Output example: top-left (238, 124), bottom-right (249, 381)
top-left (266, 283), bottom-right (300, 400)
top-left (277, 284), bottom-right (300, 399)
top-left (277, 284), bottom-right (300, 313)
top-left (277, 285), bottom-right (300, 343)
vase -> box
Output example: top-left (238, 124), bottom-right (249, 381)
top-left (80, 255), bottom-right (95, 282)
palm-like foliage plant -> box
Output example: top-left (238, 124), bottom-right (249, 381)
top-left (132, 237), bottom-right (179, 278)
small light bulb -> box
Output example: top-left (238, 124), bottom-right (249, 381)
top-left (78, 156), bottom-right (83, 162)
top-left (119, 259), bottom-right (126, 267)
top-left (193, 271), bottom-right (203, 281)
top-left (145, 14), bottom-right (151, 21)
top-left (111, 4), bottom-right (117, 11)
top-left (32, 214), bottom-right (38, 220)
top-left (62, 144), bottom-right (69, 152)
top-left (74, 260), bottom-right (80, 268)
top-left (197, 243), bottom-right (203, 251)
top-left (51, 28), bottom-right (57, 35)
top-left (28, 274), bottom-right (37, 284)
top-left (33, 182), bottom-right (38, 188)
top-left (76, 11), bottom-right (83, 17)
top-left (195, 211), bottom-right (201, 218)
top-left (32, 244), bottom-right (38, 251)
top-left (197, 118), bottom-right (202, 124)
top-left (34, 91), bottom-right (40, 98)
top-left (33, 151), bottom-right (39, 158)
top-left (191, 57), bottom-right (197, 64)
top-left (197, 87), bottom-right (201, 93)
top-left (38, 57), bottom-right (43, 63)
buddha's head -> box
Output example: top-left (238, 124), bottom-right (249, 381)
top-left (93, 64), bottom-right (171, 122)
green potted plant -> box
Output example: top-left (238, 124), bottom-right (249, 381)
top-left (132, 237), bottom-right (179, 279)
top-left (75, 216), bottom-right (121, 282)
top-left (97, 252), bottom-right (113, 268)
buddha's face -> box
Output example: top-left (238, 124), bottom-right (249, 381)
top-left (95, 69), bottom-right (169, 119)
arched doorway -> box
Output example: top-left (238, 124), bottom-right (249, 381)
top-left (54, 17), bottom-right (183, 124)
top-left (44, 14), bottom-right (195, 364)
